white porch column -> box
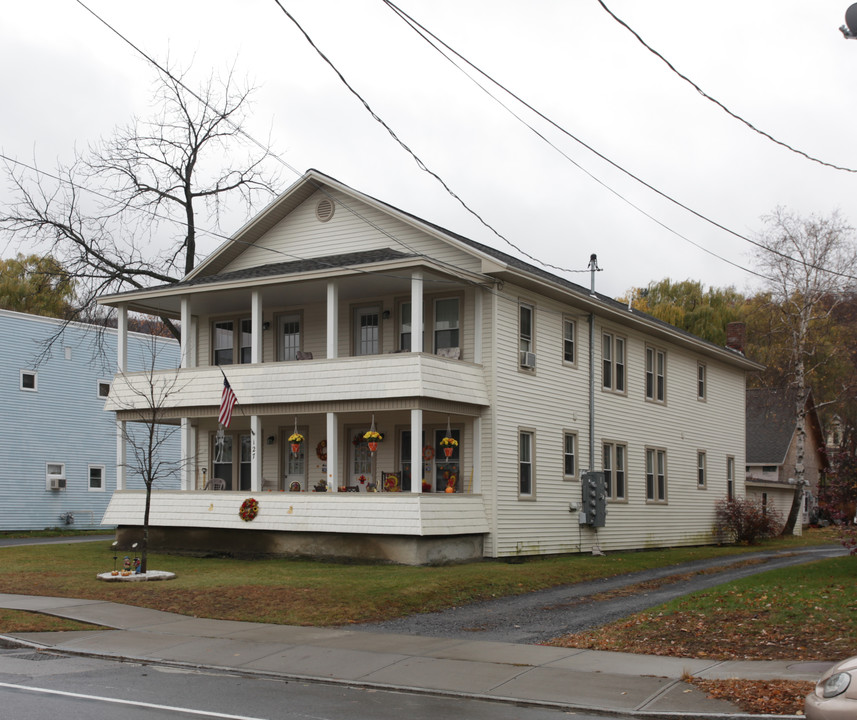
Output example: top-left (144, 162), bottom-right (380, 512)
top-left (251, 290), bottom-right (263, 364)
top-left (473, 287), bottom-right (483, 365)
top-left (181, 419), bottom-right (195, 491)
top-left (180, 296), bottom-right (191, 369)
top-left (410, 408), bottom-right (423, 493)
top-left (251, 415), bottom-right (263, 492)
top-left (116, 303), bottom-right (128, 373)
top-left (190, 316), bottom-right (198, 367)
top-left (326, 412), bottom-right (339, 490)
top-left (116, 420), bottom-right (126, 490)
top-left (326, 280), bottom-right (339, 359)
top-left (471, 416), bottom-right (482, 494)
top-left (411, 272), bottom-right (423, 353)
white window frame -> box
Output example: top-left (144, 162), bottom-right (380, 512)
top-left (88, 464), bottom-right (106, 492)
top-left (645, 346), bottom-right (666, 403)
top-left (20, 370), bottom-right (38, 392)
top-left (519, 302), bottom-right (534, 370)
top-left (97, 380), bottom-right (111, 398)
top-left (603, 441), bottom-right (627, 501)
top-left (727, 456), bottom-right (735, 500)
top-left (433, 297), bottom-right (460, 354)
top-left (602, 333), bottom-right (626, 393)
top-left (562, 318), bottom-right (576, 366)
top-left (697, 451), bottom-right (707, 489)
top-left (277, 311), bottom-right (303, 361)
top-left (519, 429), bottom-right (535, 499)
top-left (562, 431), bottom-right (577, 480)
top-left (697, 363), bottom-right (706, 401)
top-left (645, 447), bottom-right (667, 503)
top-left (212, 317), bottom-right (252, 366)
top-left (353, 304), bottom-right (381, 357)
top-left (46, 462), bottom-right (65, 491)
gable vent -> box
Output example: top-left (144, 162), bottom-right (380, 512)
top-left (315, 198), bottom-right (335, 222)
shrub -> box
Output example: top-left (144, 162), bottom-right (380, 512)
top-left (715, 497), bottom-right (783, 544)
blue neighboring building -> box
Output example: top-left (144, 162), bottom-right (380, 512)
top-left (0, 309), bottom-right (181, 531)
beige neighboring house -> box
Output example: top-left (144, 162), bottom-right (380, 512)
top-left (99, 169), bottom-right (762, 564)
top-left (745, 387), bottom-right (828, 533)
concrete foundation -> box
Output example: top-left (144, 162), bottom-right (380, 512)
top-left (115, 525), bottom-right (485, 565)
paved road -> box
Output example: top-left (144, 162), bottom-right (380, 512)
top-left (354, 545), bottom-right (846, 644)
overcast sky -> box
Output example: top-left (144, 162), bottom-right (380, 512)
top-left (3, 1), bottom-right (857, 298)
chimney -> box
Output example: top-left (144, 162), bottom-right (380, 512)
top-left (726, 322), bottom-right (746, 354)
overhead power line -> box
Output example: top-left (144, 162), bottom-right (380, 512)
top-left (595, 0), bottom-right (857, 174)
top-left (381, 0), bottom-right (857, 283)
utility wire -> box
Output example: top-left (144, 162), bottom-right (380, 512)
top-left (383, 0), bottom-right (769, 282)
top-left (382, 0), bottom-right (857, 283)
top-left (270, 0), bottom-right (593, 275)
top-left (595, 0), bottom-right (857, 174)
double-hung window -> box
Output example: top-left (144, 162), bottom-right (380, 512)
top-left (645, 448), bottom-right (667, 502)
top-left (519, 431), bottom-right (534, 497)
top-left (697, 451), bottom-right (706, 488)
top-left (603, 442), bottom-right (626, 500)
top-left (563, 432), bottom-right (577, 479)
top-left (645, 346), bottom-right (666, 402)
top-left (89, 465), bottom-right (105, 491)
top-left (602, 333), bottom-right (625, 392)
top-left (519, 303), bottom-right (534, 368)
top-left (697, 363), bottom-right (706, 401)
top-left (727, 456), bottom-right (735, 500)
top-left (563, 318), bottom-right (576, 365)
top-left (213, 318), bottom-right (252, 365)
top-left (434, 298), bottom-right (459, 353)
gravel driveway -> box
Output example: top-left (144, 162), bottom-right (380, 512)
top-left (349, 545), bottom-right (846, 645)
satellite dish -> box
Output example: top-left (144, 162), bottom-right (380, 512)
top-left (846, 3), bottom-right (857, 36)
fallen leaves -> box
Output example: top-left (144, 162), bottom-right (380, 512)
top-left (691, 678), bottom-right (813, 716)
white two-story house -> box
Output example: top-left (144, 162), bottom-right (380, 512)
top-left (99, 170), bottom-right (761, 564)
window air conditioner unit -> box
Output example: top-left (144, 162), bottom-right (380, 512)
top-left (49, 478), bottom-right (66, 490)
top-left (520, 351), bottom-right (536, 369)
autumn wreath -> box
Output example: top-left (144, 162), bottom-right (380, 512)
top-left (316, 439), bottom-right (327, 461)
top-left (239, 498), bottom-right (259, 522)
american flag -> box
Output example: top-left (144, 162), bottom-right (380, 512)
top-left (218, 376), bottom-right (238, 427)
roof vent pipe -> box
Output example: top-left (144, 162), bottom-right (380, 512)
top-left (588, 254), bottom-right (599, 296)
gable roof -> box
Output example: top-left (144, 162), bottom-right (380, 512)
top-left (746, 387), bottom-right (827, 466)
top-left (99, 169), bottom-right (763, 370)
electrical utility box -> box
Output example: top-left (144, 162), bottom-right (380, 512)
top-left (580, 471), bottom-right (607, 527)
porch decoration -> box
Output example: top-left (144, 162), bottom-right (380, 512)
top-left (289, 481), bottom-right (302, 492)
top-left (239, 497), bottom-right (260, 522)
top-left (445, 472), bottom-right (458, 493)
top-left (289, 419), bottom-right (304, 457)
top-left (384, 474), bottom-right (400, 492)
top-left (422, 445), bottom-right (434, 461)
top-left (440, 418), bottom-right (458, 458)
top-left (316, 439), bottom-right (327, 461)
top-left (363, 415), bottom-right (383, 453)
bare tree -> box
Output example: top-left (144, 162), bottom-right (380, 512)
top-left (115, 337), bottom-right (187, 573)
top-left (753, 207), bottom-right (857, 535)
top-left (0, 63), bottom-right (281, 340)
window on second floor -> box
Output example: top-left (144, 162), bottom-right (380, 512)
top-left (89, 465), bottom-right (105, 491)
top-left (727, 456), bottom-right (735, 500)
top-left (645, 346), bottom-right (666, 403)
top-left (697, 363), bottom-right (706, 401)
top-left (563, 318), bottom-right (576, 365)
top-left (213, 318), bottom-right (252, 365)
top-left (602, 333), bottom-right (625, 392)
top-left (434, 297), bottom-right (459, 353)
top-left (21, 370), bottom-right (37, 391)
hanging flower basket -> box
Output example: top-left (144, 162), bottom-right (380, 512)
top-left (364, 430), bottom-right (383, 453)
top-left (440, 436), bottom-right (458, 457)
top-left (239, 498), bottom-right (259, 522)
top-left (288, 432), bottom-right (304, 457)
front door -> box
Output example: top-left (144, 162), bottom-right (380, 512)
top-left (283, 428), bottom-right (307, 491)
top-left (349, 429), bottom-right (374, 491)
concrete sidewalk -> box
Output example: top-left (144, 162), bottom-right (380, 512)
top-left (0, 592), bottom-right (826, 718)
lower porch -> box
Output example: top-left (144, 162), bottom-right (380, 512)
top-left (103, 490), bottom-right (489, 565)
